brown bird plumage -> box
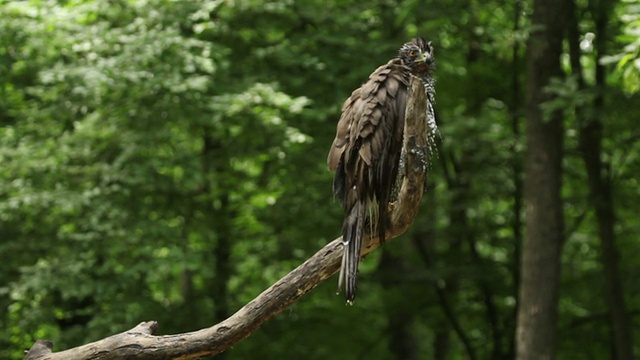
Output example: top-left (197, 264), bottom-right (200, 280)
top-left (328, 37), bottom-right (435, 303)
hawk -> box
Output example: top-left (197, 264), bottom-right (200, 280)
top-left (327, 37), bottom-right (436, 303)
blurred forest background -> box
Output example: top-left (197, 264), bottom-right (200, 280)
top-left (1, 0), bottom-right (639, 359)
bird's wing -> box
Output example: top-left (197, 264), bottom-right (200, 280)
top-left (327, 90), bottom-right (357, 171)
top-left (327, 60), bottom-right (410, 212)
top-left (328, 59), bottom-right (411, 303)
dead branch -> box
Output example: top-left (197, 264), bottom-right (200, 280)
top-left (24, 77), bottom-right (429, 360)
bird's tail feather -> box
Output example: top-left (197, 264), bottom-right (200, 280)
top-left (338, 201), bottom-right (366, 304)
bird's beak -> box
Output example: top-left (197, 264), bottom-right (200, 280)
top-left (421, 52), bottom-right (433, 65)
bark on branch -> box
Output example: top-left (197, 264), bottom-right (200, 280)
top-left (24, 77), bottom-right (429, 360)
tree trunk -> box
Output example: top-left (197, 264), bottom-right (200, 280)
top-left (508, 1), bottom-right (523, 358)
top-left (412, 233), bottom-right (477, 360)
top-left (212, 193), bottom-right (232, 325)
top-left (433, 322), bottom-right (451, 360)
top-left (202, 128), bottom-right (233, 359)
top-left (516, 0), bottom-right (566, 358)
top-left (378, 247), bottom-right (419, 360)
top-left (575, 0), bottom-right (634, 358)
top-left (411, 190), bottom-right (452, 360)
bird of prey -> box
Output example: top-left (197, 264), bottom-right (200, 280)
top-left (327, 37), bottom-right (436, 303)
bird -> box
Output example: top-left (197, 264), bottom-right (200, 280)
top-left (327, 37), bottom-right (436, 304)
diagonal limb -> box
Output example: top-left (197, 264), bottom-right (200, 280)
top-left (24, 77), bottom-right (429, 360)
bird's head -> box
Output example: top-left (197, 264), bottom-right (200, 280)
top-left (398, 37), bottom-right (435, 75)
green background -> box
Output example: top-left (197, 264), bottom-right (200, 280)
top-left (1, 0), bottom-right (639, 359)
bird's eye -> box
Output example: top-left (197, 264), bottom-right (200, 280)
top-left (409, 50), bottom-right (416, 57)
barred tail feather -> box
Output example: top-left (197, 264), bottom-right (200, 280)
top-left (338, 201), bottom-right (366, 304)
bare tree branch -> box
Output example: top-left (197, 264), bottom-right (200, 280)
top-left (24, 77), bottom-right (429, 360)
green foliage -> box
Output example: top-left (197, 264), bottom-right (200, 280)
top-left (1, 0), bottom-right (639, 359)
top-left (607, 0), bottom-right (640, 94)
